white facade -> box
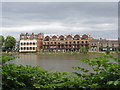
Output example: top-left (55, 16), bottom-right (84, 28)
top-left (19, 40), bottom-right (37, 52)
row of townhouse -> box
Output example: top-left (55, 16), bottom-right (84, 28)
top-left (89, 39), bottom-right (120, 52)
top-left (19, 33), bottom-right (120, 52)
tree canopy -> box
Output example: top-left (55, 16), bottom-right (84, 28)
top-left (4, 36), bottom-right (16, 51)
top-left (0, 35), bottom-right (4, 45)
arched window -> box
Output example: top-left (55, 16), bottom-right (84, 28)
top-left (82, 34), bottom-right (88, 40)
top-left (44, 36), bottom-right (50, 41)
top-left (52, 35), bottom-right (57, 41)
top-left (66, 35), bottom-right (72, 40)
top-left (74, 35), bottom-right (80, 40)
top-left (59, 35), bottom-right (64, 40)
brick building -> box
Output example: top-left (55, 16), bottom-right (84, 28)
top-left (43, 34), bottom-right (93, 52)
top-left (19, 33), bottom-right (119, 52)
top-left (19, 33), bottom-right (44, 52)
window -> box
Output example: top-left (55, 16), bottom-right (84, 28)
top-left (33, 47), bottom-right (35, 50)
top-left (74, 38), bottom-right (79, 40)
top-left (30, 42), bottom-right (32, 45)
top-left (27, 47), bottom-right (29, 50)
top-left (33, 42), bottom-right (35, 45)
top-left (60, 38), bottom-right (64, 40)
top-left (52, 38), bottom-right (56, 41)
top-left (21, 47), bottom-right (23, 50)
top-left (30, 47), bottom-right (32, 50)
top-left (21, 36), bottom-right (24, 39)
top-left (44, 39), bottom-right (49, 41)
top-left (82, 41), bottom-right (84, 43)
top-left (27, 43), bottom-right (29, 45)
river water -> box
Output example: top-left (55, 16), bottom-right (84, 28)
top-left (6, 54), bottom-right (119, 72)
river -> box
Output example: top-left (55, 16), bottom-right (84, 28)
top-left (6, 54), bottom-right (119, 72)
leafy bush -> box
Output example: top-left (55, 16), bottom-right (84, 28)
top-left (2, 64), bottom-right (77, 89)
top-left (73, 54), bottom-right (120, 89)
top-left (0, 55), bottom-right (18, 64)
top-left (2, 54), bottom-right (120, 89)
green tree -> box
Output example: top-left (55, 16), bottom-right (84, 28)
top-left (80, 46), bottom-right (88, 54)
top-left (0, 35), bottom-right (5, 51)
top-left (106, 46), bottom-right (110, 54)
top-left (0, 35), bottom-right (4, 44)
top-left (4, 36), bottom-right (16, 52)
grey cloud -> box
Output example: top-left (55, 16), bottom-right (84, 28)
top-left (2, 2), bottom-right (118, 40)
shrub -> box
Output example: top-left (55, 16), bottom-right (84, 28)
top-left (73, 54), bottom-right (120, 89)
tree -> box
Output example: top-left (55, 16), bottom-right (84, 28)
top-left (0, 35), bottom-right (5, 51)
top-left (0, 35), bottom-right (4, 45)
top-left (106, 46), bottom-right (110, 55)
top-left (4, 36), bottom-right (16, 52)
top-left (80, 46), bottom-right (88, 54)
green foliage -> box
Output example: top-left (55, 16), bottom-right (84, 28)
top-left (0, 35), bottom-right (4, 44)
top-left (106, 47), bottom-right (110, 54)
top-left (2, 64), bottom-right (76, 89)
top-left (80, 46), bottom-right (88, 54)
top-left (4, 36), bottom-right (16, 51)
top-left (2, 54), bottom-right (120, 89)
top-left (73, 54), bottom-right (120, 89)
top-left (0, 55), bottom-right (18, 64)
top-left (0, 35), bottom-right (5, 51)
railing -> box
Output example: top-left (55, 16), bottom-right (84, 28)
top-left (43, 43), bottom-right (89, 45)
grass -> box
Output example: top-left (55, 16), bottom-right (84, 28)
top-left (1, 51), bottom-right (120, 55)
top-left (18, 52), bottom-right (105, 55)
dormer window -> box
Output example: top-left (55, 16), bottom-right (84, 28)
top-left (74, 35), bottom-right (80, 40)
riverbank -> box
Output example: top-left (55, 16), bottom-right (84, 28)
top-left (1, 51), bottom-right (120, 55)
top-left (19, 52), bottom-right (120, 55)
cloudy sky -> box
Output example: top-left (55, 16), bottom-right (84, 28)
top-left (2, 2), bottom-right (118, 40)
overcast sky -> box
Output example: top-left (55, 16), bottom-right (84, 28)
top-left (2, 2), bottom-right (118, 40)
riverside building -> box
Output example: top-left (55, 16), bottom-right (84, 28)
top-left (19, 33), bottom-right (119, 52)
top-left (43, 34), bottom-right (93, 52)
top-left (19, 33), bottom-right (44, 52)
